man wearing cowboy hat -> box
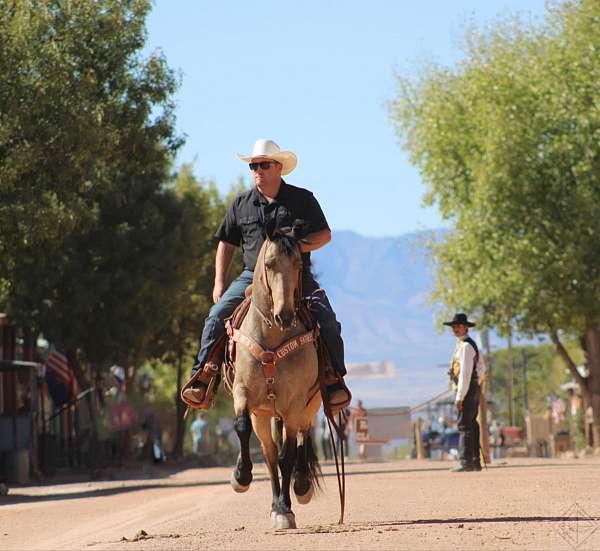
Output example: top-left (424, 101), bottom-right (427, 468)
top-left (183, 139), bottom-right (350, 410)
top-left (444, 313), bottom-right (484, 472)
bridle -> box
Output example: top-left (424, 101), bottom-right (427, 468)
top-left (253, 239), bottom-right (303, 330)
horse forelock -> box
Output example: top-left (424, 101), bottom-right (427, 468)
top-left (268, 233), bottom-right (300, 259)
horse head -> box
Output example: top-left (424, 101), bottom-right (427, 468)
top-left (260, 219), bottom-right (308, 331)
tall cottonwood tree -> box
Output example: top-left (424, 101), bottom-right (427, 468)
top-left (390, 0), bottom-right (600, 445)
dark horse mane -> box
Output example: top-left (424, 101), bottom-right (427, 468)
top-left (264, 218), bottom-right (309, 257)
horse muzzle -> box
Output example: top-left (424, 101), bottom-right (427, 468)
top-left (274, 311), bottom-right (297, 331)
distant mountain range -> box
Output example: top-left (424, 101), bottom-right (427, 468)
top-left (311, 230), bottom-right (457, 408)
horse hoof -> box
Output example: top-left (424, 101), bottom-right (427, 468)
top-left (230, 471), bottom-right (250, 493)
top-left (272, 512), bottom-right (296, 529)
top-left (295, 485), bottom-right (314, 505)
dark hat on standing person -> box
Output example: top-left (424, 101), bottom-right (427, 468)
top-left (443, 313), bottom-right (476, 327)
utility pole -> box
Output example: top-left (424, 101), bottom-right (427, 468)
top-left (481, 328), bottom-right (492, 397)
top-left (507, 329), bottom-right (514, 426)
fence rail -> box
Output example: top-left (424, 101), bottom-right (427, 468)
top-left (41, 388), bottom-right (97, 472)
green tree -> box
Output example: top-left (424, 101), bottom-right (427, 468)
top-left (0, 0), bottom-right (182, 384)
top-left (390, 0), bottom-right (600, 446)
top-left (489, 342), bottom-right (576, 428)
top-left (149, 166), bottom-right (246, 457)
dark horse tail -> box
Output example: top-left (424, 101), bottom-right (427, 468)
top-left (293, 432), bottom-right (322, 495)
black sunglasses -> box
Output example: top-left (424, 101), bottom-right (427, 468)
top-left (249, 161), bottom-right (277, 171)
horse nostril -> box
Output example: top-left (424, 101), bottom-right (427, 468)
top-left (274, 312), bottom-right (294, 329)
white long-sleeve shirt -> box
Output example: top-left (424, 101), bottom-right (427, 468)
top-left (453, 336), bottom-right (484, 402)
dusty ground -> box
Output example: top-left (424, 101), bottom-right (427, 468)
top-left (1, 457), bottom-right (600, 551)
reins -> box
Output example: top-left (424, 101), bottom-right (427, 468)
top-left (326, 411), bottom-right (347, 524)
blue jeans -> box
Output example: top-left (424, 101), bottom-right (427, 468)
top-left (192, 270), bottom-right (346, 378)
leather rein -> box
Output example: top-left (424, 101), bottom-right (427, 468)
top-left (225, 240), bottom-right (318, 418)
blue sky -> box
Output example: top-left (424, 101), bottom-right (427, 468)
top-left (146, 0), bottom-right (548, 237)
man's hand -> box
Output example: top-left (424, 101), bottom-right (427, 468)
top-left (212, 281), bottom-right (225, 304)
top-left (455, 400), bottom-right (463, 411)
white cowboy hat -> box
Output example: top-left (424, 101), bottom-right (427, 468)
top-left (237, 139), bottom-right (297, 175)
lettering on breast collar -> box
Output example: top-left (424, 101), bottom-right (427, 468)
top-left (299, 333), bottom-right (314, 346)
top-left (277, 339), bottom-right (299, 359)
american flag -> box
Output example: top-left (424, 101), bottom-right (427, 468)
top-left (47, 349), bottom-right (81, 399)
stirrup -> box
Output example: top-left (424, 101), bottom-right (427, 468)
top-left (181, 363), bottom-right (220, 411)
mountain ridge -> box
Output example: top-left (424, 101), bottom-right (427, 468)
top-left (311, 229), bottom-right (456, 407)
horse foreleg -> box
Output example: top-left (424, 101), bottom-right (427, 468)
top-left (272, 431), bottom-right (297, 529)
top-left (231, 408), bottom-right (253, 492)
top-left (252, 414), bottom-right (281, 515)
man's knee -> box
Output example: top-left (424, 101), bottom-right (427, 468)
top-left (206, 301), bottom-right (228, 323)
top-left (206, 295), bottom-right (243, 326)
top-left (315, 313), bottom-right (341, 335)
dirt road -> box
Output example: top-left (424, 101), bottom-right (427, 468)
top-left (2, 457), bottom-right (599, 550)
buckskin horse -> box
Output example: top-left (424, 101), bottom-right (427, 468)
top-left (225, 222), bottom-right (323, 529)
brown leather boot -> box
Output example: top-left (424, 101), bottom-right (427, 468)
top-left (181, 362), bottom-right (220, 410)
top-left (326, 381), bottom-right (352, 414)
top-left (182, 383), bottom-right (208, 405)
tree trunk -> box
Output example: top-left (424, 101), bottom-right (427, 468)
top-left (173, 354), bottom-right (186, 458)
top-left (583, 327), bottom-right (600, 449)
top-left (65, 349), bottom-right (100, 468)
top-left (125, 365), bottom-right (137, 397)
top-left (550, 330), bottom-right (599, 448)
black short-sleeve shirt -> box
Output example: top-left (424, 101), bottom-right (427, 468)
top-left (215, 181), bottom-right (330, 271)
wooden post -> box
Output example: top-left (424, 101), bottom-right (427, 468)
top-left (415, 417), bottom-right (425, 460)
top-left (479, 328), bottom-right (492, 464)
top-left (507, 330), bottom-right (514, 426)
top-left (547, 406), bottom-right (555, 458)
top-left (479, 378), bottom-right (491, 464)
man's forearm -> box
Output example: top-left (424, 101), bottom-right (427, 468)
top-left (215, 241), bottom-right (236, 285)
top-left (299, 228), bottom-right (331, 253)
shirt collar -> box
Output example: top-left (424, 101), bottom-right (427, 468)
top-left (252, 179), bottom-right (287, 206)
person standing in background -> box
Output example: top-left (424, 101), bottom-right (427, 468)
top-left (444, 313), bottom-right (485, 472)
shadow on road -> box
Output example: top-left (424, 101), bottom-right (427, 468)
top-left (373, 515), bottom-right (600, 527)
top-left (280, 515), bottom-right (600, 536)
top-left (0, 477), bottom-right (251, 505)
top-left (2, 460), bottom-right (594, 506)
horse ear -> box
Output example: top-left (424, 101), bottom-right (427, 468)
top-left (291, 219), bottom-right (310, 240)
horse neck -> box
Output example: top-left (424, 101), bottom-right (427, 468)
top-left (251, 262), bottom-right (271, 317)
